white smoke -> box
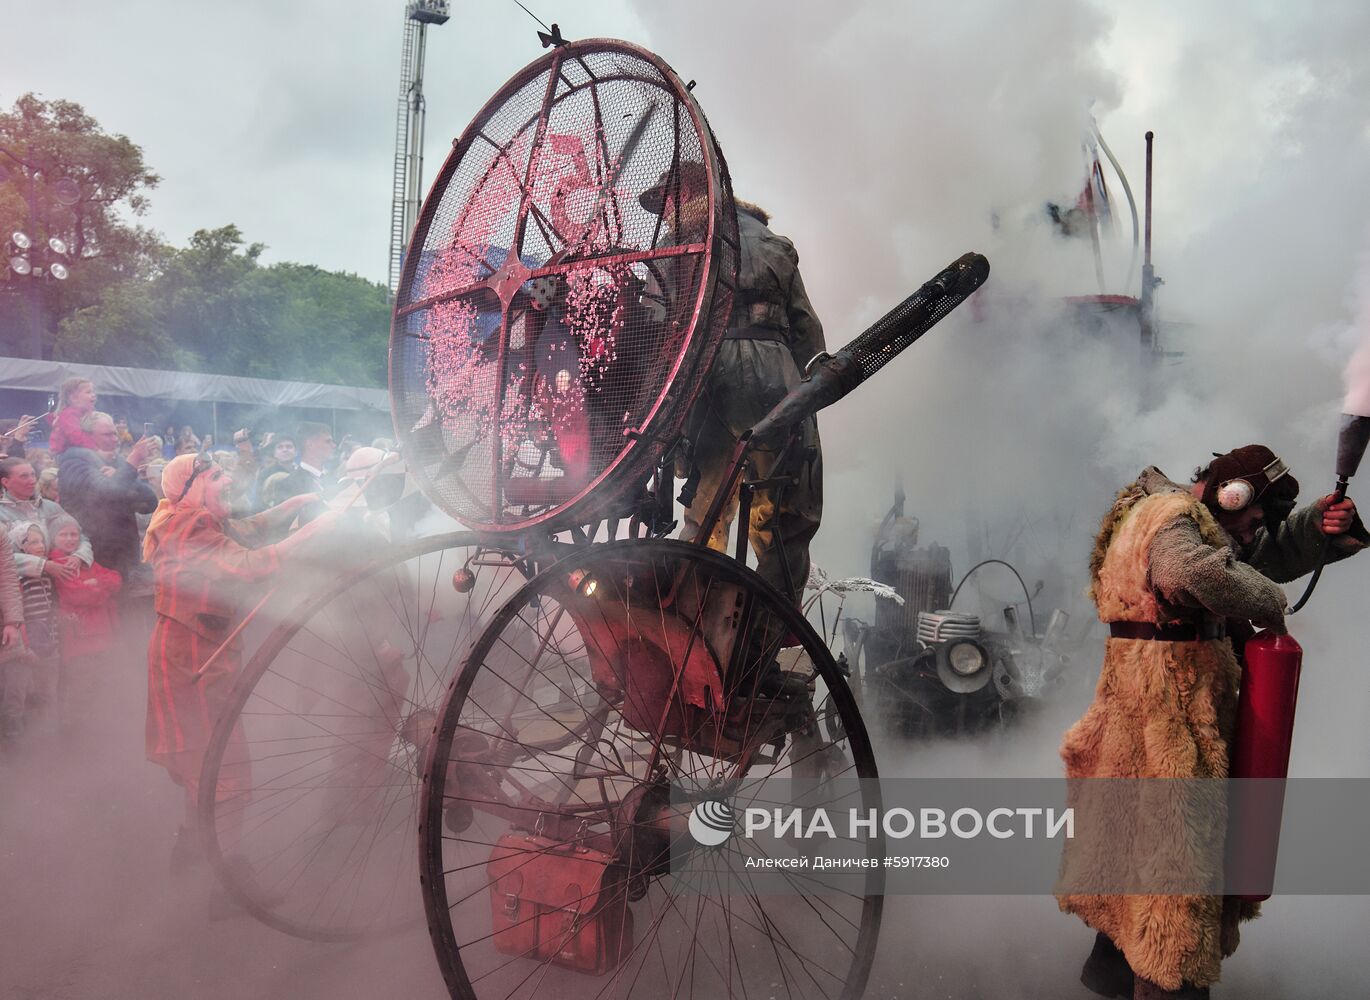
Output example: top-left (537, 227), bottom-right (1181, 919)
top-left (637, 3), bottom-right (1370, 995)
top-left (636, 0), bottom-right (1370, 604)
top-left (1339, 227), bottom-right (1370, 417)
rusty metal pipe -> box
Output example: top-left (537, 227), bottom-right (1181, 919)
top-left (1144, 130), bottom-right (1154, 268)
top-left (1141, 131), bottom-right (1157, 354)
top-left (749, 251), bottom-right (990, 445)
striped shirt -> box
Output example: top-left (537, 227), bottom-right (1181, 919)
top-left (18, 574), bottom-right (58, 658)
top-left (19, 574), bottom-right (54, 622)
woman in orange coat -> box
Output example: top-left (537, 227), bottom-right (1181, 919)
top-left (143, 452), bottom-right (334, 867)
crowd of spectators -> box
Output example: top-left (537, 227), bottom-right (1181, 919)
top-left (0, 376), bottom-right (387, 749)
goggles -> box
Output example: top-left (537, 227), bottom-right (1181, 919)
top-left (1216, 455), bottom-right (1289, 512)
top-left (176, 453), bottom-right (215, 502)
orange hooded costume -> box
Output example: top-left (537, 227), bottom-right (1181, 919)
top-left (143, 454), bottom-right (313, 808)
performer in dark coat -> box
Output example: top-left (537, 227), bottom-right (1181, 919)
top-left (642, 162), bottom-right (826, 604)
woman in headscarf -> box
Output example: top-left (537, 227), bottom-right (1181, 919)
top-left (143, 452), bottom-right (335, 868)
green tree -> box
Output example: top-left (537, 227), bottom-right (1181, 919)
top-left (0, 93), bottom-right (162, 357)
top-left (253, 262), bottom-right (393, 386)
top-left (60, 224), bottom-right (391, 387)
top-left (159, 224), bottom-right (272, 370)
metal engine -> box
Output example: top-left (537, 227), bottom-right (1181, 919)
top-left (859, 488), bottom-right (1073, 738)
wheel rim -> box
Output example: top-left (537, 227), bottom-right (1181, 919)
top-left (198, 531), bottom-right (536, 941)
top-left (421, 538), bottom-right (883, 999)
top-left (390, 39), bottom-right (739, 536)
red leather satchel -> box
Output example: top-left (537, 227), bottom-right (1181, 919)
top-left (487, 831), bottom-right (634, 976)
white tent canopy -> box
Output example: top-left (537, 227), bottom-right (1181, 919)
top-left (0, 355), bottom-right (389, 411)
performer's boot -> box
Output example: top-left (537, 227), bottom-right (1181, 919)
top-left (754, 661), bottom-right (811, 699)
top-left (169, 824), bottom-right (204, 877)
top-left (1134, 977), bottom-right (1210, 999)
top-left (1080, 932), bottom-right (1134, 998)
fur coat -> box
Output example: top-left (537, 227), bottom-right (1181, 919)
top-left (1057, 469), bottom-right (1289, 989)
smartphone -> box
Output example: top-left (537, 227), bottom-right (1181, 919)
top-left (144, 422), bottom-right (155, 437)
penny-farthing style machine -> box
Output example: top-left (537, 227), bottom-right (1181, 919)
top-left (197, 35), bottom-right (744, 943)
top-left (396, 40), bottom-right (889, 998)
top-left (198, 33), bottom-right (989, 998)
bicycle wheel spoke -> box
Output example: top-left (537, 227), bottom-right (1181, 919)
top-left (421, 539), bottom-right (883, 1000)
top-left (199, 533), bottom-right (532, 941)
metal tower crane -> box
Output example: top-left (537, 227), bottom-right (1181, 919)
top-left (389, 0), bottom-right (451, 293)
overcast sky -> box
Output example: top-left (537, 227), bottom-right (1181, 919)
top-left (3, 2), bottom-right (1359, 291)
top-left (2, 2), bottom-right (1363, 299)
top-left (1, 0), bottom-right (646, 282)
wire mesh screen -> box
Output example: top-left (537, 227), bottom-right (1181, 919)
top-left (847, 253), bottom-right (990, 383)
top-left (391, 41), bottom-right (738, 534)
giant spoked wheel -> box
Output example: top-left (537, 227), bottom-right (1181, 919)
top-left (420, 539), bottom-right (884, 1000)
top-left (390, 38), bottom-right (739, 537)
top-left (198, 531), bottom-right (537, 941)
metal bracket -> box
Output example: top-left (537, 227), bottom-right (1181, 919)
top-left (622, 426), bottom-right (676, 445)
top-left (537, 23), bottom-right (568, 49)
top-left (802, 352), bottom-right (832, 380)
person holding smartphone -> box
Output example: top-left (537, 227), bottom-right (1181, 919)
top-left (1, 415), bottom-right (41, 458)
top-left (215, 429), bottom-right (258, 515)
top-left (56, 412), bottom-right (158, 583)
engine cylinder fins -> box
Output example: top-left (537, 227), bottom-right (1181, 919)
top-left (916, 610), bottom-right (981, 644)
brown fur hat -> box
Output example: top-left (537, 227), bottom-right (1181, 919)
top-left (735, 199), bottom-right (770, 225)
top-left (1195, 444), bottom-right (1299, 518)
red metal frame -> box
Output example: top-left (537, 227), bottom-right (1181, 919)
top-left (388, 38), bottom-right (738, 537)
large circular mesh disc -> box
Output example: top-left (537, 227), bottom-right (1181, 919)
top-left (391, 39), bottom-right (739, 535)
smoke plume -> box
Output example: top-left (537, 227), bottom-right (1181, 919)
top-left (1339, 227), bottom-right (1370, 417)
top-left (637, 2), bottom-right (1370, 997)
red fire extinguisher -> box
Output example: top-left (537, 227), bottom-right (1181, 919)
top-left (1226, 413), bottom-right (1370, 899)
top-left (1226, 630), bottom-right (1303, 901)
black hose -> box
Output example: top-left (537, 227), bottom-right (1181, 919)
top-left (1287, 557), bottom-right (1327, 614)
top-left (948, 558), bottom-right (1038, 636)
top-left (1287, 479), bottom-right (1347, 614)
